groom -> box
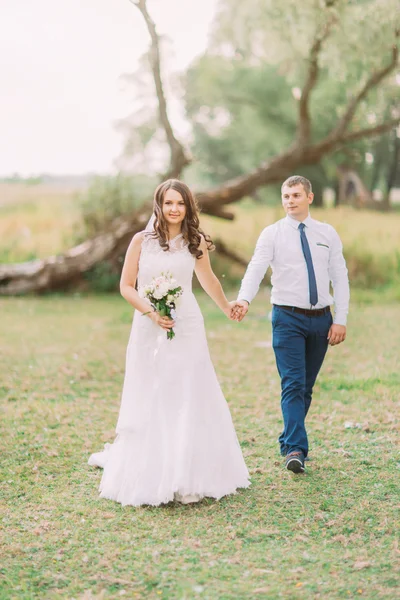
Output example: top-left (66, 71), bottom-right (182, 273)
top-left (234, 175), bottom-right (350, 473)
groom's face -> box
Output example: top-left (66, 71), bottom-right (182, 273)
top-left (281, 184), bottom-right (313, 221)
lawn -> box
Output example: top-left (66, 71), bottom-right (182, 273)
top-left (1, 291), bottom-right (399, 599)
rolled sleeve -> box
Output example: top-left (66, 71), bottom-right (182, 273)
top-left (238, 226), bottom-right (274, 304)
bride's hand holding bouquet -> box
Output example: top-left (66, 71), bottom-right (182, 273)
top-left (139, 272), bottom-right (183, 340)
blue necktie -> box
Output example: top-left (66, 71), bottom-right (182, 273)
top-left (298, 223), bottom-right (318, 306)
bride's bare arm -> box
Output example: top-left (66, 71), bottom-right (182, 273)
top-left (120, 233), bottom-right (174, 331)
top-left (195, 236), bottom-right (237, 318)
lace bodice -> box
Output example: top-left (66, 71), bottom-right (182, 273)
top-left (138, 233), bottom-right (196, 293)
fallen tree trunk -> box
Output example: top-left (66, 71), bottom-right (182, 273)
top-left (0, 137), bottom-right (395, 296)
top-left (0, 205), bottom-right (152, 295)
top-left (0, 199), bottom-right (239, 295)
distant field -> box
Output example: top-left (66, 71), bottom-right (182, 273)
top-left (201, 201), bottom-right (400, 287)
top-left (1, 183), bottom-right (400, 288)
top-left (0, 183), bottom-right (84, 262)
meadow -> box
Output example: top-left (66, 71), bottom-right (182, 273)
top-left (1, 183), bottom-right (399, 599)
top-left (1, 290), bottom-right (400, 599)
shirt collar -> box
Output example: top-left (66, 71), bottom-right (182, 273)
top-left (285, 214), bottom-right (313, 230)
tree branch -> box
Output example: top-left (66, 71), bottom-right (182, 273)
top-left (326, 32), bottom-right (399, 143)
top-left (128, 0), bottom-right (190, 179)
top-left (335, 119), bottom-right (400, 146)
top-left (300, 118), bottom-right (399, 162)
top-left (297, 14), bottom-right (337, 144)
top-left (201, 207), bottom-right (235, 220)
top-left (197, 116), bottom-right (400, 210)
top-left (197, 149), bottom-right (299, 209)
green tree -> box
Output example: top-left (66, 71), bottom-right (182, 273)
top-left (183, 0), bottom-right (399, 204)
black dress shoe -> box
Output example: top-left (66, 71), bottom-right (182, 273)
top-left (285, 451), bottom-right (305, 473)
top-left (281, 449), bottom-right (310, 461)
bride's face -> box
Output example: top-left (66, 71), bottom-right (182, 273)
top-left (162, 189), bottom-right (187, 227)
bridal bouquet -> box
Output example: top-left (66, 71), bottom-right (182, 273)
top-left (139, 272), bottom-right (183, 340)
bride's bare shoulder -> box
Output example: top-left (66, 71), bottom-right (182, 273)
top-left (125, 231), bottom-right (147, 257)
top-left (129, 230), bottom-right (159, 253)
top-left (131, 230), bottom-right (147, 245)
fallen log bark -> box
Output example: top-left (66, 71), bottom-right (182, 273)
top-left (0, 203), bottom-right (237, 295)
top-left (0, 206), bottom-right (151, 295)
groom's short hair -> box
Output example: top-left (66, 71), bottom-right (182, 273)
top-left (281, 175), bottom-right (312, 195)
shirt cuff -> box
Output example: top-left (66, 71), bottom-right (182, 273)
top-left (333, 311), bottom-right (347, 326)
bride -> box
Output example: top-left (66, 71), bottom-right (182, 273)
top-left (88, 179), bottom-right (250, 506)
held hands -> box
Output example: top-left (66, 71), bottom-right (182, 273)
top-left (224, 300), bottom-right (249, 322)
top-left (328, 324), bottom-right (346, 346)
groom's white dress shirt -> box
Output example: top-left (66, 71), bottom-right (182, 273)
top-left (238, 214), bottom-right (350, 325)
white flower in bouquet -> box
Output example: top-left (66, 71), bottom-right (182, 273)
top-left (152, 288), bottom-right (163, 300)
top-left (139, 271), bottom-right (183, 340)
top-left (139, 284), bottom-right (153, 298)
top-left (154, 284), bottom-right (169, 299)
top-left (160, 282), bottom-right (171, 296)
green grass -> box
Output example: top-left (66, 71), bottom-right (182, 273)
top-left (1, 291), bottom-right (399, 599)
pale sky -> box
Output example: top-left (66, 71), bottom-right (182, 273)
top-left (0, 0), bottom-right (218, 176)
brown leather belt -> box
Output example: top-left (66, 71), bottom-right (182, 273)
top-left (274, 304), bottom-right (331, 317)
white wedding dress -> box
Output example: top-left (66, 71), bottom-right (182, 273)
top-left (88, 233), bottom-right (250, 506)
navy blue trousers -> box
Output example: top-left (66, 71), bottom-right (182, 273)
top-left (272, 305), bottom-right (332, 457)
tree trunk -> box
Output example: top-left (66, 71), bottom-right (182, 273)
top-left (382, 132), bottom-right (400, 211)
top-left (0, 205), bottom-right (152, 295)
top-left (336, 166), bottom-right (374, 208)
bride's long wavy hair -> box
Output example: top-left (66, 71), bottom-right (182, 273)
top-left (151, 179), bottom-right (214, 259)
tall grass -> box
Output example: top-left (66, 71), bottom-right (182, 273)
top-left (201, 201), bottom-right (400, 288)
top-left (1, 184), bottom-right (399, 288)
top-left (0, 183), bottom-right (82, 262)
